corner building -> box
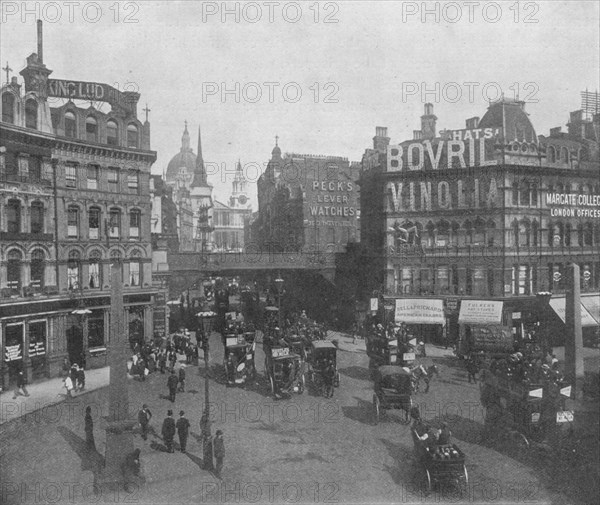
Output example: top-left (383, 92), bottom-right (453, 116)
top-left (0, 23), bottom-right (157, 387)
top-left (359, 100), bottom-right (599, 341)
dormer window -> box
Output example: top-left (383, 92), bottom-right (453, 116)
top-left (65, 111), bottom-right (76, 138)
top-left (25, 99), bottom-right (38, 129)
top-left (107, 119), bottom-right (118, 146)
top-left (2, 92), bottom-right (15, 124)
top-left (86, 116), bottom-right (98, 143)
top-left (127, 124), bottom-right (138, 148)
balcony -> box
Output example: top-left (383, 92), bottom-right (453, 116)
top-left (0, 231), bottom-right (54, 242)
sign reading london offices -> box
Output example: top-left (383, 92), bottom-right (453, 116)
top-left (546, 193), bottom-right (600, 219)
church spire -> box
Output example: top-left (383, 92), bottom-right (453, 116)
top-left (181, 121), bottom-right (190, 151)
top-left (191, 125), bottom-right (208, 187)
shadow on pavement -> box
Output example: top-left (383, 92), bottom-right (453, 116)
top-left (378, 437), bottom-right (414, 486)
top-left (149, 440), bottom-right (170, 453)
top-left (57, 426), bottom-right (104, 477)
top-left (339, 366), bottom-right (371, 382)
top-left (341, 397), bottom-right (374, 425)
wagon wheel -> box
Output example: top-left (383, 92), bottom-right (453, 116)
top-left (510, 431), bottom-right (530, 456)
top-left (425, 468), bottom-right (432, 493)
top-left (269, 375), bottom-right (276, 397)
top-left (334, 371), bottom-right (340, 387)
top-left (373, 394), bottom-right (381, 425)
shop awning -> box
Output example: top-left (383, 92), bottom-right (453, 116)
top-left (550, 297), bottom-right (599, 327)
top-left (394, 299), bottom-right (445, 324)
top-left (581, 295), bottom-right (600, 325)
top-left (458, 300), bottom-right (503, 324)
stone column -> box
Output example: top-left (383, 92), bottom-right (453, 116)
top-left (564, 263), bottom-right (585, 399)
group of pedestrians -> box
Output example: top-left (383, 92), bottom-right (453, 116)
top-left (63, 362), bottom-right (86, 397)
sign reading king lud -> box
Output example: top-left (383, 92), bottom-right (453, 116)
top-left (46, 79), bottom-right (137, 114)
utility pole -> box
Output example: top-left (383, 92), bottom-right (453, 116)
top-left (564, 263), bottom-right (585, 399)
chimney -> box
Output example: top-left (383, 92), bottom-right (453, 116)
top-left (373, 126), bottom-right (390, 152)
top-left (37, 20), bottom-right (43, 63)
top-left (466, 117), bottom-right (480, 129)
top-left (413, 130), bottom-right (423, 140)
top-left (421, 103), bottom-right (437, 140)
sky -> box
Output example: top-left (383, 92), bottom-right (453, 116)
top-left (2, 0), bottom-right (599, 206)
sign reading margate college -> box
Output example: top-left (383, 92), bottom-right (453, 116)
top-left (546, 193), bottom-right (600, 219)
top-left (46, 79), bottom-right (136, 113)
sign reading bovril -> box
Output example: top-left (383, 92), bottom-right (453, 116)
top-left (546, 193), bottom-right (600, 219)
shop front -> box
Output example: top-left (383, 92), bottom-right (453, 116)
top-left (393, 298), bottom-right (446, 345)
top-left (457, 299), bottom-right (512, 356)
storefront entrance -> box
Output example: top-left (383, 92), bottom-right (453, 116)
top-left (4, 323), bottom-right (24, 387)
top-left (66, 323), bottom-right (83, 366)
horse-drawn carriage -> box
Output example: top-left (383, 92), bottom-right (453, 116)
top-left (223, 331), bottom-right (256, 386)
top-left (412, 430), bottom-right (468, 493)
top-left (264, 344), bottom-right (305, 398)
top-left (372, 366), bottom-right (413, 424)
top-left (307, 340), bottom-right (339, 396)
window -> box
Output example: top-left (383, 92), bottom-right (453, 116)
top-left (86, 116), bottom-right (98, 143)
top-left (400, 268), bottom-right (413, 294)
top-left (67, 206), bottom-right (79, 238)
top-left (107, 120), bottom-right (118, 146)
top-left (7, 199), bottom-right (21, 233)
top-left (512, 265), bottom-right (531, 295)
top-left (88, 207), bottom-right (101, 239)
top-left (561, 147), bottom-right (569, 163)
top-left (7, 250), bottom-right (22, 290)
top-left (109, 209), bottom-right (121, 238)
top-left (65, 112), bottom-right (76, 138)
top-left (67, 251), bottom-right (80, 290)
top-left (30, 202), bottom-right (44, 234)
top-left (30, 250), bottom-right (45, 288)
top-left (565, 223), bottom-right (572, 247)
top-left (2, 92), bottom-right (15, 123)
top-left (27, 156), bottom-right (41, 182)
top-left (88, 252), bottom-right (101, 289)
top-left (87, 310), bottom-right (104, 348)
top-left (129, 261), bottom-right (141, 286)
top-left (548, 146), bottom-right (556, 163)
top-left (531, 220), bottom-right (539, 247)
top-left (530, 184), bottom-right (538, 207)
top-left (127, 124), bottom-right (138, 148)
top-left (87, 165), bottom-right (99, 190)
top-left (127, 171), bottom-right (139, 193)
top-left (65, 164), bottom-right (77, 188)
top-left (512, 182), bottom-right (519, 206)
top-left (519, 182), bottom-right (529, 206)
top-left (584, 223), bottom-right (593, 246)
top-left (436, 266), bottom-right (449, 293)
top-left (4, 152), bottom-right (19, 180)
top-left (129, 210), bottom-right (140, 238)
top-left (107, 167), bottom-right (119, 192)
top-left (25, 99), bottom-right (37, 129)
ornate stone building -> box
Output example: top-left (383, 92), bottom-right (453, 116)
top-left (0, 22), bottom-right (157, 387)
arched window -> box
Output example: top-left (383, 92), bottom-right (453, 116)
top-left (65, 111), bottom-right (76, 138)
top-left (86, 116), bottom-right (98, 143)
top-left (565, 223), bottom-right (572, 247)
top-left (25, 99), bottom-right (38, 129)
top-left (129, 209), bottom-right (141, 238)
top-left (464, 220), bottom-right (473, 244)
top-left (30, 249), bottom-right (45, 288)
top-left (512, 219), bottom-right (520, 247)
top-left (530, 183), bottom-right (538, 207)
top-left (30, 201), bottom-right (44, 234)
top-left (473, 218), bottom-right (486, 245)
top-left (584, 223), bottom-right (593, 246)
top-left (67, 206), bottom-right (79, 238)
top-left (436, 220), bottom-right (450, 247)
top-left (512, 182), bottom-right (519, 206)
top-left (88, 207), bottom-right (101, 239)
top-left (519, 182), bottom-right (529, 206)
top-left (519, 219), bottom-right (530, 247)
top-left (28, 156), bottom-right (42, 182)
top-left (109, 208), bottom-right (121, 238)
top-left (6, 199), bottom-right (21, 233)
top-left (2, 92), bottom-right (15, 123)
top-left (129, 251), bottom-right (142, 286)
top-left (67, 251), bottom-right (80, 290)
top-left (88, 251), bottom-right (101, 289)
top-left (531, 220), bottom-right (539, 247)
top-left (547, 146), bottom-right (556, 163)
top-left (107, 120), bottom-right (118, 146)
top-left (561, 147), bottom-right (569, 164)
top-left (127, 124), bottom-right (138, 148)
top-left (7, 249), bottom-right (23, 290)
top-left (487, 220), bottom-right (496, 246)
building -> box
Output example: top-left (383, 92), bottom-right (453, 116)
top-left (252, 138), bottom-right (360, 253)
top-left (359, 99), bottom-right (600, 342)
top-left (212, 160), bottom-right (253, 252)
top-left (0, 22), bottom-right (157, 387)
top-left (165, 123), bottom-right (213, 252)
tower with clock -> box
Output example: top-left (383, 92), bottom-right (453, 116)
top-left (229, 159), bottom-right (250, 208)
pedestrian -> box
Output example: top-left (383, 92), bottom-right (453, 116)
top-left (138, 358), bottom-right (146, 382)
top-left (438, 422), bottom-right (452, 445)
top-left (159, 351), bottom-right (166, 374)
top-left (138, 404), bottom-right (152, 441)
top-left (77, 366), bottom-right (86, 391)
top-left (84, 406), bottom-right (95, 450)
top-left (178, 366), bottom-right (186, 392)
top-left (62, 357), bottom-right (70, 378)
top-left (70, 364), bottom-right (79, 391)
top-left (467, 357), bottom-right (479, 384)
top-left (161, 410), bottom-right (176, 453)
top-left (64, 375), bottom-right (74, 397)
top-left (169, 351), bottom-right (177, 372)
top-left (13, 369), bottom-right (30, 398)
top-left (167, 370), bottom-right (178, 402)
top-left (213, 430), bottom-right (225, 479)
top-left (175, 410), bottom-right (190, 452)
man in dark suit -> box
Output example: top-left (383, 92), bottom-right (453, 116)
top-left (138, 404), bottom-right (152, 441)
top-left (213, 430), bottom-right (225, 479)
top-left (167, 370), bottom-right (178, 402)
top-left (175, 410), bottom-right (190, 453)
top-left (161, 410), bottom-right (176, 453)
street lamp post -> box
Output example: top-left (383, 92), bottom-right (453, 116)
top-left (274, 274), bottom-right (284, 329)
top-left (197, 309), bottom-right (216, 470)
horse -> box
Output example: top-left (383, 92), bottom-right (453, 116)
top-left (411, 364), bottom-right (439, 393)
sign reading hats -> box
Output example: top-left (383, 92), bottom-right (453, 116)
top-left (394, 299), bottom-right (445, 324)
top-left (458, 300), bottom-right (503, 325)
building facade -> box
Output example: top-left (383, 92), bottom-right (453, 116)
top-left (359, 100), bottom-right (600, 341)
top-left (252, 139), bottom-right (360, 253)
top-left (0, 22), bottom-right (158, 387)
